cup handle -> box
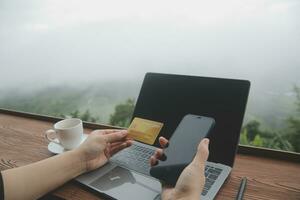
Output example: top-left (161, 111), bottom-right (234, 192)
top-left (45, 129), bottom-right (61, 145)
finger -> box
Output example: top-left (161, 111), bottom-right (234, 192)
top-left (126, 139), bottom-right (133, 146)
top-left (102, 130), bottom-right (128, 143)
top-left (159, 137), bottom-right (169, 148)
top-left (110, 139), bottom-right (131, 146)
top-left (111, 140), bottom-right (132, 150)
top-left (92, 129), bottom-right (124, 136)
top-left (110, 139), bottom-right (133, 148)
top-left (102, 129), bottom-right (126, 135)
top-left (150, 156), bottom-right (159, 166)
top-left (153, 149), bottom-right (167, 161)
top-left (192, 138), bottom-right (209, 167)
top-left (110, 141), bottom-right (125, 148)
top-left (110, 141), bottom-right (132, 155)
top-left (104, 142), bottom-right (112, 158)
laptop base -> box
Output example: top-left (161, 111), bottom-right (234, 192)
top-left (76, 162), bottom-right (162, 200)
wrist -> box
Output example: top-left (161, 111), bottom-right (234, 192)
top-left (69, 149), bottom-right (87, 175)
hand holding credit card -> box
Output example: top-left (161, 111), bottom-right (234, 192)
top-left (127, 117), bottom-right (164, 145)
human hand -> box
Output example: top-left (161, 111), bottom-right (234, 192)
top-left (75, 129), bottom-right (132, 172)
top-left (150, 137), bottom-right (209, 200)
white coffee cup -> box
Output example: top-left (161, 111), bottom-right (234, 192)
top-left (45, 118), bottom-right (83, 150)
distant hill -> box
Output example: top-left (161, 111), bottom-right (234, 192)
top-left (0, 80), bottom-right (298, 131)
top-left (0, 81), bottom-right (140, 123)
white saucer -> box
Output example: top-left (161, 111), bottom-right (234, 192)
top-left (48, 134), bottom-right (88, 154)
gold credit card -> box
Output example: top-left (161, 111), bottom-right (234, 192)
top-left (128, 117), bottom-right (164, 145)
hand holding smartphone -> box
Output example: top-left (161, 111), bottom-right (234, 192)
top-left (150, 114), bottom-right (215, 186)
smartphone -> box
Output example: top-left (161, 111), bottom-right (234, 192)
top-left (150, 114), bottom-right (215, 186)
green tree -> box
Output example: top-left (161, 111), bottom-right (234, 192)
top-left (81, 110), bottom-right (92, 121)
top-left (264, 132), bottom-right (294, 151)
top-left (241, 120), bottom-right (294, 151)
top-left (70, 109), bottom-right (80, 118)
top-left (110, 99), bottom-right (135, 127)
top-left (239, 129), bottom-right (249, 145)
top-left (61, 109), bottom-right (99, 123)
top-left (79, 109), bottom-right (99, 122)
top-left (286, 86), bottom-right (300, 152)
top-left (251, 134), bottom-right (264, 147)
top-left (243, 120), bottom-right (261, 141)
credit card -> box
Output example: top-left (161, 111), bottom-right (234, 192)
top-left (128, 117), bottom-right (164, 145)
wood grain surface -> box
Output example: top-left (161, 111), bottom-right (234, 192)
top-left (0, 113), bottom-right (299, 200)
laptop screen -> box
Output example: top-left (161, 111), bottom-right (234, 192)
top-left (132, 72), bottom-right (250, 167)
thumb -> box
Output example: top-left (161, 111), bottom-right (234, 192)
top-left (192, 138), bottom-right (209, 167)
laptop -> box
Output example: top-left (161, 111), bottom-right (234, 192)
top-left (76, 72), bottom-right (250, 200)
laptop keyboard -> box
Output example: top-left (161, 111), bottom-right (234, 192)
top-left (202, 165), bottom-right (223, 196)
top-left (112, 144), bottom-right (222, 196)
top-left (111, 143), bottom-right (155, 174)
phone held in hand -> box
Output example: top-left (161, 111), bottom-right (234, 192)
top-left (150, 114), bottom-right (215, 186)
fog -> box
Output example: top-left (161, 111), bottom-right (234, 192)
top-left (0, 0), bottom-right (300, 92)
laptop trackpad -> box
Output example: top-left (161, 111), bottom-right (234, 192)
top-left (89, 166), bottom-right (161, 200)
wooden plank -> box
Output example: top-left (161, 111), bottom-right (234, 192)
top-left (0, 108), bottom-right (123, 130)
top-left (218, 155), bottom-right (300, 199)
top-left (0, 112), bottom-right (300, 199)
top-left (238, 144), bottom-right (300, 163)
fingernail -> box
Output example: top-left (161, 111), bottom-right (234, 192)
top-left (127, 140), bottom-right (133, 146)
top-left (204, 138), bottom-right (209, 145)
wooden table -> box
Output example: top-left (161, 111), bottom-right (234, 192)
top-left (0, 111), bottom-right (300, 200)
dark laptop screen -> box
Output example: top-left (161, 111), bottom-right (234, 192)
top-left (132, 72), bottom-right (250, 167)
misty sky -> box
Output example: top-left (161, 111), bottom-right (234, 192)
top-left (0, 0), bottom-right (300, 91)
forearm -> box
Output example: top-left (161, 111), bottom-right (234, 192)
top-left (2, 150), bottom-right (85, 200)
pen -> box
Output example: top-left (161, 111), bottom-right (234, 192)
top-left (235, 177), bottom-right (247, 200)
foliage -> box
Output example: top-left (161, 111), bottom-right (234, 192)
top-left (0, 83), bottom-right (138, 123)
top-left (243, 120), bottom-right (260, 141)
top-left (286, 117), bottom-right (300, 152)
top-left (240, 86), bottom-right (300, 152)
top-left (251, 134), bottom-right (264, 147)
top-left (239, 129), bottom-right (264, 147)
top-left (81, 110), bottom-right (99, 122)
top-left (109, 99), bottom-right (135, 127)
top-left (239, 129), bottom-right (249, 145)
top-left (61, 109), bottom-right (100, 123)
top-left (240, 120), bottom-right (294, 151)
top-left (285, 86), bottom-right (300, 152)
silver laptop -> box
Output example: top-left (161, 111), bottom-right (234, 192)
top-left (76, 73), bottom-right (250, 200)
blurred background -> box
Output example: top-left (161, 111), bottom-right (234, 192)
top-left (0, 0), bottom-right (299, 152)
